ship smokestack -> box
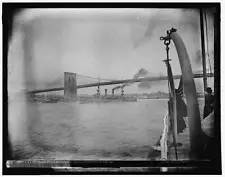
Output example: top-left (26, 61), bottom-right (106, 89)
top-left (96, 85), bottom-right (100, 98)
top-left (121, 88), bottom-right (124, 96)
top-left (105, 89), bottom-right (107, 97)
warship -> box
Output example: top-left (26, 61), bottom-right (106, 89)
top-left (79, 88), bottom-right (137, 104)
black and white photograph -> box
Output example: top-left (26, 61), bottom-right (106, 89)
top-left (3, 3), bottom-right (221, 174)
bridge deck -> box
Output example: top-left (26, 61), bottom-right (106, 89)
top-left (28, 73), bottom-right (214, 94)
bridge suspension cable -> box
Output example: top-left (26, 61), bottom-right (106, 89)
top-left (41, 72), bottom-right (117, 90)
top-left (30, 70), bottom-right (214, 94)
top-left (43, 74), bottom-right (64, 89)
top-left (76, 73), bottom-right (118, 82)
top-left (51, 74), bottom-right (64, 83)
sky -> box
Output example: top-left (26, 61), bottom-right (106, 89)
top-left (8, 8), bottom-right (214, 96)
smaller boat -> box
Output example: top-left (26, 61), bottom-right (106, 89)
top-left (41, 94), bottom-right (58, 103)
top-left (42, 97), bottom-right (58, 103)
top-left (122, 97), bottom-right (137, 102)
top-left (44, 99), bottom-right (58, 103)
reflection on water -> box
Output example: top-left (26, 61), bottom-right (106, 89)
top-left (8, 99), bottom-right (204, 160)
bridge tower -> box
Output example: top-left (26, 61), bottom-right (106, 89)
top-left (64, 72), bottom-right (77, 101)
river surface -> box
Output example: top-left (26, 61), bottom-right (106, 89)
top-left (8, 98), bottom-right (204, 160)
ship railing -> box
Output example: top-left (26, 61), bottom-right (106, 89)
top-left (160, 110), bottom-right (170, 172)
top-left (160, 110), bottom-right (169, 160)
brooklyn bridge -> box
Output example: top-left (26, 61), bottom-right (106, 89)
top-left (24, 71), bottom-right (214, 101)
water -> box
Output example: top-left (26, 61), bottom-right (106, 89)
top-left (9, 98), bottom-right (204, 160)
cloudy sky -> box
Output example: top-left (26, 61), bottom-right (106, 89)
top-left (8, 8), bottom-right (214, 95)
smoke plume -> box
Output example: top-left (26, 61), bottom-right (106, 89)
top-left (112, 68), bottom-right (149, 90)
top-left (137, 71), bottom-right (167, 89)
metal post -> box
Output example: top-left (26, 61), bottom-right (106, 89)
top-left (200, 8), bottom-right (208, 91)
top-left (169, 29), bottom-right (204, 159)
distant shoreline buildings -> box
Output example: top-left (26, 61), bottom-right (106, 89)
top-left (10, 90), bottom-right (205, 103)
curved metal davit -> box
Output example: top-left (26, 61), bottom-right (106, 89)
top-left (169, 28), bottom-right (204, 159)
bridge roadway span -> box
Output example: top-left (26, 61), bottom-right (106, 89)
top-left (28, 73), bottom-right (214, 94)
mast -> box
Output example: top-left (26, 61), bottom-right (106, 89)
top-left (200, 8), bottom-right (208, 91)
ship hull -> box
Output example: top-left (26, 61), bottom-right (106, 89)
top-left (79, 96), bottom-right (137, 104)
